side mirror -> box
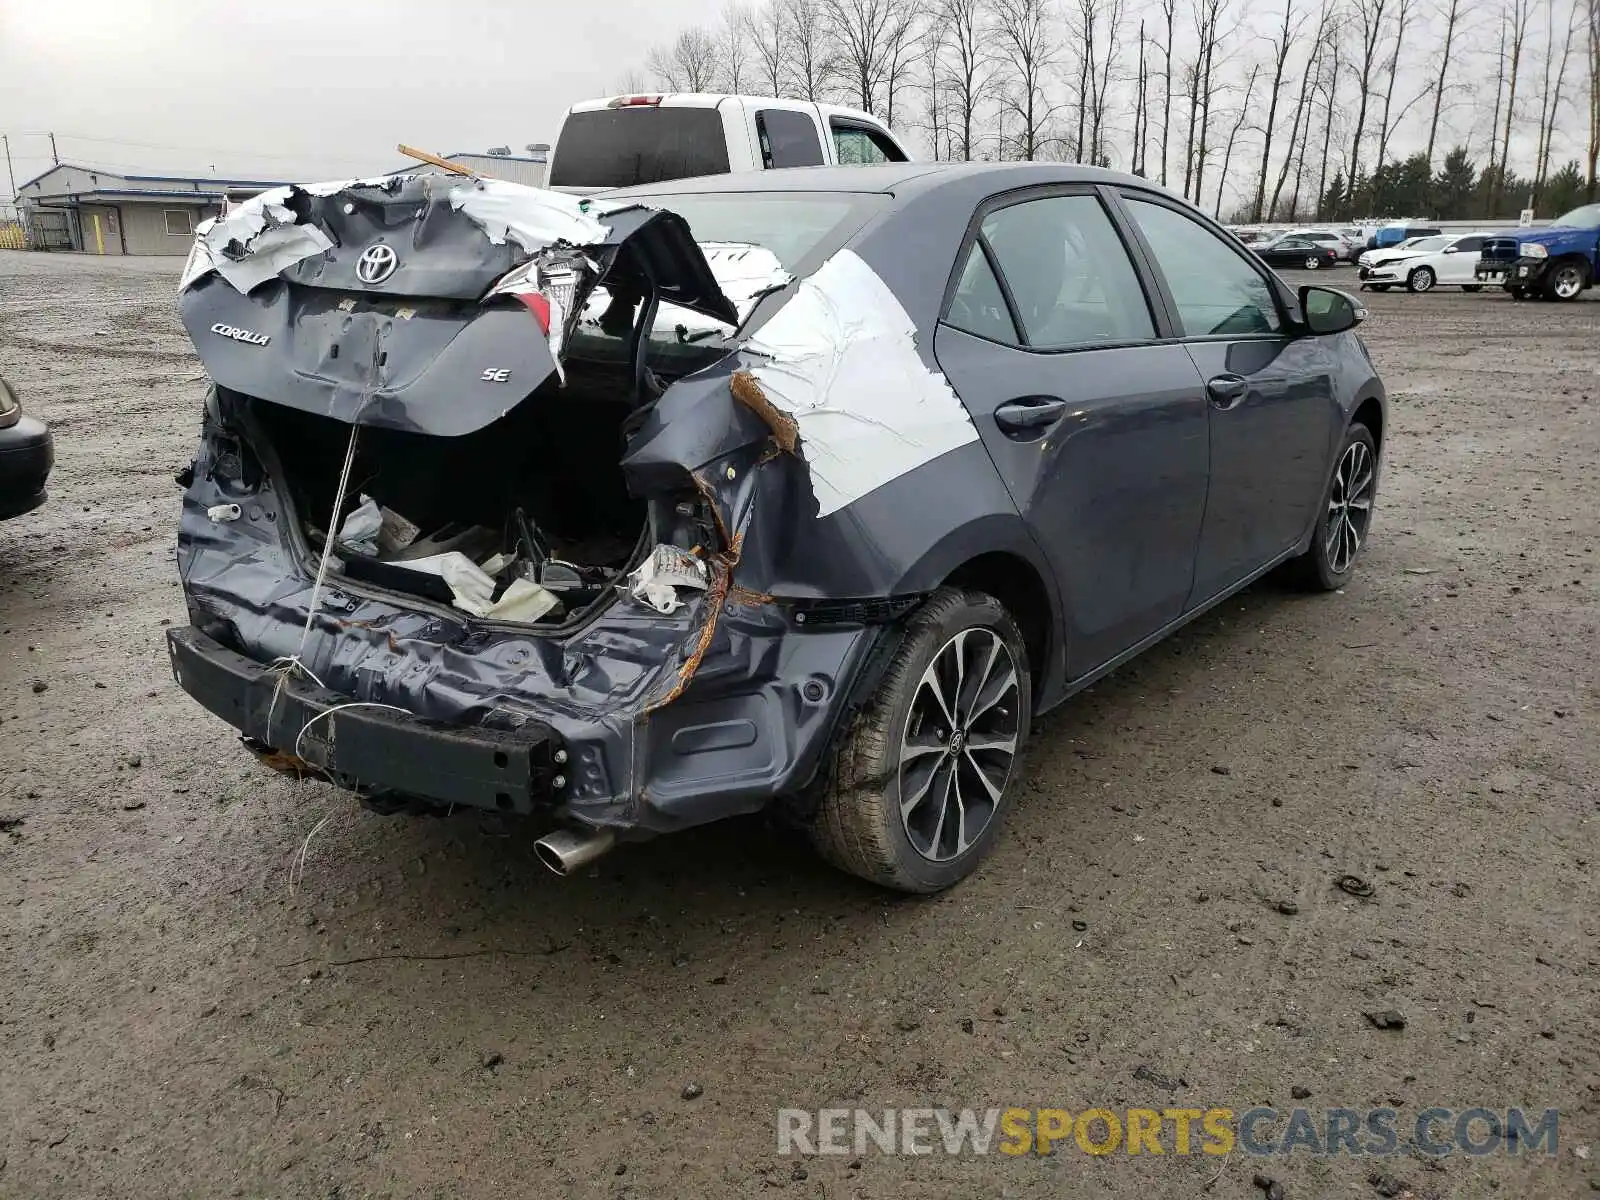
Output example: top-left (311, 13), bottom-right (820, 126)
top-left (1299, 286), bottom-right (1365, 335)
top-left (1441, 246), bottom-right (1457, 254)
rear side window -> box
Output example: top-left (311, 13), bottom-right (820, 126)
top-left (1453, 236), bottom-right (1484, 253)
top-left (977, 194), bottom-right (1156, 349)
top-left (549, 108), bottom-right (731, 188)
top-left (831, 122), bottom-right (905, 165)
top-left (946, 244), bottom-right (1018, 343)
top-left (757, 109), bottom-right (824, 168)
top-left (1124, 197), bottom-right (1282, 337)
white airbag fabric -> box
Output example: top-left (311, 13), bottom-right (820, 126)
top-left (744, 250), bottom-right (978, 518)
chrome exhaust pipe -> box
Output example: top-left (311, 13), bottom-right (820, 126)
top-left (535, 827), bottom-right (616, 876)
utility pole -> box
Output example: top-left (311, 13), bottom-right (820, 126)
top-left (49, 132), bottom-right (59, 165)
top-left (2, 134), bottom-right (15, 203)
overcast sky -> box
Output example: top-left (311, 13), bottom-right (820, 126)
top-left (0, 0), bottom-right (730, 195)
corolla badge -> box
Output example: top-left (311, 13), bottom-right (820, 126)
top-left (210, 323), bottom-right (270, 347)
top-left (356, 244), bottom-right (399, 284)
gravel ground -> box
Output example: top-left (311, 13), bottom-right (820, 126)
top-left (1, 250), bottom-right (1596, 1199)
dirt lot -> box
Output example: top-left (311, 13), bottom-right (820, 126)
top-left (1, 249), bottom-right (1596, 1199)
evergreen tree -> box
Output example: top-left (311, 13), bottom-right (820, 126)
top-left (1433, 146), bottom-right (1477, 219)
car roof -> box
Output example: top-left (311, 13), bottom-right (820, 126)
top-left (610, 160), bottom-right (1157, 200)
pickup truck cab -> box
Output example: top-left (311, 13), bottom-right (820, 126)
top-left (1475, 203), bottom-right (1600, 300)
top-left (546, 94), bottom-right (910, 194)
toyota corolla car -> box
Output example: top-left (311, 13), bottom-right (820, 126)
top-left (167, 163), bottom-right (1385, 893)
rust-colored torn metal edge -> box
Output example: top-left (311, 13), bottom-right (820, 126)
top-left (730, 370), bottom-right (798, 454)
top-left (241, 737), bottom-right (328, 781)
top-left (644, 533), bottom-right (744, 716)
top-left (727, 584), bottom-right (776, 606)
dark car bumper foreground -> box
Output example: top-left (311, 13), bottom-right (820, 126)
top-left (167, 626), bottom-right (565, 813)
top-left (0, 414), bottom-right (53, 519)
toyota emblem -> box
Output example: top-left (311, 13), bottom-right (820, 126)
top-left (356, 244), bottom-right (398, 284)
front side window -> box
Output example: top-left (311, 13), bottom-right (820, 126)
top-left (1124, 197), bottom-right (1282, 337)
top-left (831, 123), bottom-right (904, 165)
top-left (757, 109), bottom-right (824, 168)
top-left (1452, 236), bottom-right (1484, 253)
top-left (977, 194), bottom-right (1156, 348)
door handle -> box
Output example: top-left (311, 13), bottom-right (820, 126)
top-left (1206, 375), bottom-right (1249, 410)
top-left (994, 396), bottom-right (1069, 437)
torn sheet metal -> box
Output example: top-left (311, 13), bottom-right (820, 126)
top-left (743, 249), bottom-right (978, 518)
top-left (448, 177), bottom-right (608, 254)
top-left (335, 495), bottom-right (382, 556)
top-left (184, 184), bottom-right (341, 294)
top-left (627, 544), bottom-right (709, 614)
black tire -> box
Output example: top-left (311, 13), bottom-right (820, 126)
top-left (1542, 260), bottom-right (1586, 301)
top-left (810, 588), bottom-right (1031, 893)
top-left (1304, 256), bottom-right (1322, 270)
top-left (1407, 266), bottom-right (1435, 293)
top-left (1508, 287), bottom-right (1528, 300)
top-left (1463, 285), bottom-right (1483, 293)
top-left (1285, 423), bottom-right (1379, 592)
top-left (1370, 284), bottom-right (1391, 292)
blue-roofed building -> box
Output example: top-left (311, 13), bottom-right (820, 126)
top-left (14, 163), bottom-right (289, 255)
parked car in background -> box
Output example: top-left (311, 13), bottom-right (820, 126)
top-left (1359, 233), bottom-right (1492, 292)
top-left (1475, 202), bottom-right (1600, 301)
top-left (1370, 222), bottom-right (1443, 251)
top-left (166, 162), bottom-right (1385, 893)
top-left (1277, 228), bottom-right (1359, 260)
top-left (1254, 237), bottom-right (1342, 271)
top-left (0, 377), bottom-right (53, 519)
top-left (546, 94), bottom-right (910, 194)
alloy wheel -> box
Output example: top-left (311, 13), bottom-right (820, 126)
top-left (1411, 268), bottom-right (1434, 292)
top-left (1326, 439), bottom-right (1375, 574)
top-left (1305, 257), bottom-right (1321, 270)
top-left (1552, 266), bottom-right (1583, 299)
top-left (899, 628), bottom-right (1020, 862)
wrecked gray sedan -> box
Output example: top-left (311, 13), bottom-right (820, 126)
top-left (168, 162), bottom-right (1385, 892)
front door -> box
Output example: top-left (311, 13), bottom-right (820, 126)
top-left (1438, 235), bottom-right (1484, 283)
top-left (933, 188), bottom-right (1210, 680)
top-left (1118, 194), bottom-right (1339, 605)
top-left (79, 205), bottom-right (123, 255)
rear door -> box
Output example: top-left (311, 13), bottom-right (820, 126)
top-left (933, 186), bottom-right (1210, 679)
top-left (1117, 191), bottom-right (1339, 606)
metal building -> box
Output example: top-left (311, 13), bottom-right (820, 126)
top-left (14, 163), bottom-right (287, 255)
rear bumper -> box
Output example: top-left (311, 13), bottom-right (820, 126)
top-left (167, 626), bottom-right (564, 814)
top-left (0, 414), bottom-right (53, 519)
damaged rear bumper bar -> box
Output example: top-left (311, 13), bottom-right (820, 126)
top-left (166, 627), bottom-right (562, 814)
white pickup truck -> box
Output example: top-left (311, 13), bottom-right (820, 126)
top-left (546, 93), bottom-right (911, 194)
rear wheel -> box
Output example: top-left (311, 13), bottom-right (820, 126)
top-left (1286, 423), bottom-right (1378, 591)
top-left (1304, 256), bottom-right (1322, 270)
top-left (1544, 261), bottom-right (1586, 301)
top-left (810, 588), bottom-right (1031, 893)
top-left (1407, 266), bottom-right (1435, 293)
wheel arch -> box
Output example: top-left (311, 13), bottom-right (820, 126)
top-left (939, 550), bottom-right (1057, 703)
top-left (1351, 393), bottom-right (1384, 455)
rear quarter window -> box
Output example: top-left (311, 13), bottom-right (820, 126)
top-left (549, 108), bottom-right (731, 189)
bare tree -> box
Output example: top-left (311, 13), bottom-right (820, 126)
top-left (1268, 0), bottom-right (1333, 219)
top-left (1374, 0), bottom-right (1417, 168)
top-left (1134, 20), bottom-right (1151, 174)
top-left (1421, 0), bottom-right (1470, 167)
top-left (647, 27), bottom-right (720, 91)
top-left (1157, 0), bottom-right (1179, 182)
top-left (1215, 64), bottom-right (1261, 215)
top-left (882, 0), bottom-right (925, 127)
top-left (787, 0), bottom-right (835, 100)
top-left (1493, 0), bottom-right (1534, 209)
top-left (1342, 0), bottom-right (1393, 214)
top-left (613, 67), bottom-right (650, 94)
top-left (992, 0), bottom-right (1060, 158)
top-left (1252, 0), bottom-right (1304, 221)
top-left (1487, 10), bottom-right (1509, 178)
top-left (1185, 0), bottom-right (1231, 203)
top-left (1588, 0), bottom-right (1600, 197)
top-left (716, 3), bottom-right (752, 93)
top-left (1312, 39), bottom-right (1343, 216)
top-left (1085, 0), bottom-right (1126, 163)
top-left (747, 2), bottom-right (788, 96)
top-left (1532, 0), bottom-right (1580, 200)
top-left (937, 0), bottom-right (996, 159)
top-left (822, 0), bottom-right (899, 113)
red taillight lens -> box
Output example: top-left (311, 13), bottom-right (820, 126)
top-left (609, 94), bottom-right (664, 108)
